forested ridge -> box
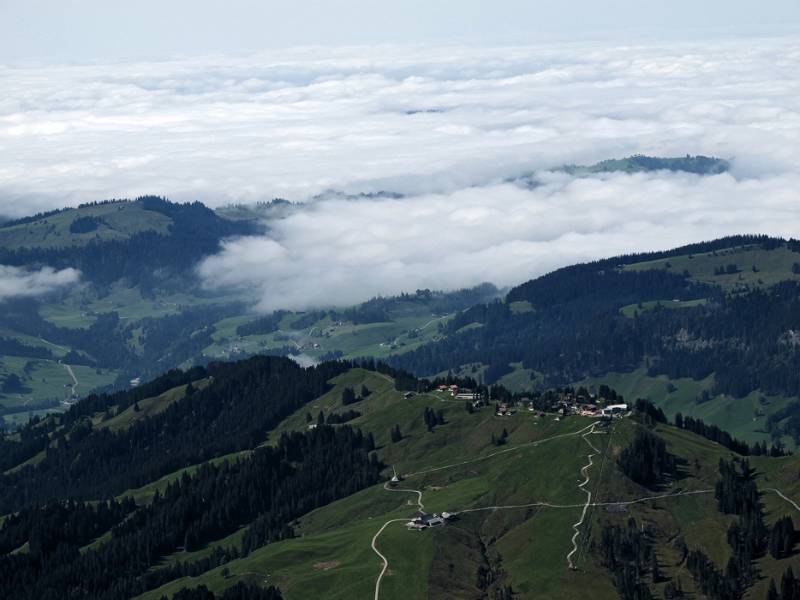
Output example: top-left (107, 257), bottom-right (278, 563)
top-left (392, 236), bottom-right (800, 399)
top-left (0, 355), bottom-right (353, 512)
top-left (0, 197), bottom-right (256, 291)
top-left (0, 424), bottom-right (380, 600)
top-left (0, 355), bottom-right (388, 599)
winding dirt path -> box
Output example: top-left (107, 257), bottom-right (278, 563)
top-left (371, 518), bottom-right (411, 600)
top-left (61, 361), bottom-right (79, 398)
top-left (765, 487), bottom-right (800, 511)
top-left (566, 424), bottom-right (600, 570)
top-left (382, 481), bottom-right (424, 513)
top-left (372, 484), bottom-right (426, 600)
top-left (37, 337), bottom-right (80, 400)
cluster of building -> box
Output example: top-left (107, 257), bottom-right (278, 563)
top-left (493, 397), bottom-right (629, 420)
top-left (557, 402), bottom-right (628, 418)
top-left (406, 512), bottom-right (456, 530)
top-left (431, 383), bottom-right (629, 420)
top-left (435, 384), bottom-right (481, 402)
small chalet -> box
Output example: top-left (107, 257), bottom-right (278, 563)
top-left (406, 512), bottom-right (452, 530)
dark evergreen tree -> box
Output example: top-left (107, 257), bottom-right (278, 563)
top-left (617, 429), bottom-right (676, 487)
top-left (598, 518), bottom-right (654, 600)
top-left (769, 516), bottom-right (795, 559)
top-left (766, 578), bottom-right (778, 600)
top-left (423, 407), bottom-right (438, 432)
top-left (341, 387), bottom-right (357, 405)
top-left (390, 424), bottom-right (402, 443)
top-left (781, 567), bottom-right (797, 600)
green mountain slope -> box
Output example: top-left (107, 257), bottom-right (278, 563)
top-left (4, 361), bottom-right (793, 600)
top-left (0, 201), bottom-right (173, 250)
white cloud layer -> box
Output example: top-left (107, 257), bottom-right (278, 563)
top-left (199, 170), bottom-right (800, 311)
top-left (3, 35), bottom-right (800, 309)
top-left (0, 265), bottom-right (80, 301)
top-left (1, 36), bottom-right (799, 214)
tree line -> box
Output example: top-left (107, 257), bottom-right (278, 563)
top-left (675, 413), bottom-right (788, 456)
top-left (164, 582), bottom-right (282, 600)
top-left (687, 458), bottom-right (768, 598)
top-left (617, 428), bottom-right (677, 487)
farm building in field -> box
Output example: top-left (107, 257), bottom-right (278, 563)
top-left (600, 403), bottom-right (628, 417)
top-left (406, 512), bottom-right (453, 530)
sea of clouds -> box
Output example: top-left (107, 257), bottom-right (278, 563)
top-left (2, 35), bottom-right (799, 305)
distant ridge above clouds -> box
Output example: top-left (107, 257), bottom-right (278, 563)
top-left (1, 36), bottom-right (798, 214)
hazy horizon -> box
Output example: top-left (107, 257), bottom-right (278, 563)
top-left (3, 0), bottom-right (799, 63)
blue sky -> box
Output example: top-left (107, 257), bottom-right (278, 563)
top-left (2, 0), bottom-right (799, 62)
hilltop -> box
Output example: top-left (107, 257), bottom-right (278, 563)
top-left (559, 154), bottom-right (729, 176)
top-left (1, 358), bottom-right (799, 599)
top-left (510, 154), bottom-right (730, 188)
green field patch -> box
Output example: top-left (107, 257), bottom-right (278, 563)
top-left (509, 300), bottom-right (534, 314)
top-left (0, 201), bottom-right (172, 250)
top-left (625, 244), bottom-right (800, 290)
top-left (136, 519), bottom-right (391, 600)
top-left (620, 298), bottom-right (708, 318)
top-left (206, 307), bottom-right (454, 364)
top-left (496, 362), bottom-right (541, 391)
top-left (574, 366), bottom-right (797, 447)
top-left (98, 379), bottom-right (209, 432)
top-left (52, 367), bottom-right (800, 599)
